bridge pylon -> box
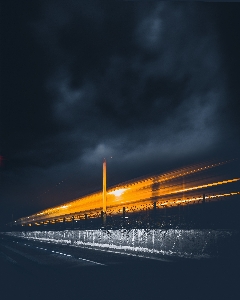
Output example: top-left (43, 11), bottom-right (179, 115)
top-left (102, 158), bottom-right (107, 227)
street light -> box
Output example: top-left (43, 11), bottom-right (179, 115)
top-left (102, 158), bottom-right (107, 226)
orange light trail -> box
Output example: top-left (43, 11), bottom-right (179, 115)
top-left (158, 178), bottom-right (240, 196)
top-left (14, 160), bottom-right (240, 225)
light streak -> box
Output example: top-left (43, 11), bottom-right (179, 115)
top-left (108, 188), bottom-right (128, 197)
top-left (14, 160), bottom-right (240, 225)
top-left (158, 178), bottom-right (240, 197)
top-left (60, 205), bottom-right (69, 209)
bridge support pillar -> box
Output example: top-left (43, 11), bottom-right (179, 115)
top-left (203, 193), bottom-right (206, 204)
top-left (123, 207), bottom-right (126, 219)
top-left (202, 193), bottom-right (206, 228)
top-left (84, 214), bottom-right (88, 229)
top-left (101, 211), bottom-right (106, 227)
top-left (153, 202), bottom-right (157, 226)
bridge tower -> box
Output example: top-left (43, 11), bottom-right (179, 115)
top-left (102, 158), bottom-right (107, 226)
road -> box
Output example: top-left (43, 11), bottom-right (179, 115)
top-left (0, 233), bottom-right (239, 300)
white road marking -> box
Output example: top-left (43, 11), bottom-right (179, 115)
top-left (73, 244), bottom-right (172, 262)
top-left (0, 251), bottom-right (18, 264)
top-left (77, 257), bottom-right (106, 266)
top-left (10, 239), bottom-right (106, 266)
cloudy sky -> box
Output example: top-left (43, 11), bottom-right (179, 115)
top-left (1, 1), bottom-right (240, 225)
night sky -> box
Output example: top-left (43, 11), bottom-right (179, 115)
top-left (1, 1), bottom-right (240, 226)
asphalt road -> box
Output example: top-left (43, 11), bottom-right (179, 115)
top-left (0, 234), bottom-right (239, 300)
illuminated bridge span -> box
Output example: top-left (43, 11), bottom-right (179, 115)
top-left (14, 160), bottom-right (240, 228)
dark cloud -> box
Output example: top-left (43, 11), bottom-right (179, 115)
top-left (1, 1), bottom-right (240, 224)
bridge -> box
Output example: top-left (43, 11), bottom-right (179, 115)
top-left (10, 159), bottom-right (240, 230)
top-left (2, 159), bottom-right (240, 299)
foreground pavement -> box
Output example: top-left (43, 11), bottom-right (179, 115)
top-left (0, 233), bottom-right (239, 300)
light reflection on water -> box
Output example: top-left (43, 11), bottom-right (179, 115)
top-left (6, 229), bottom-right (238, 260)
